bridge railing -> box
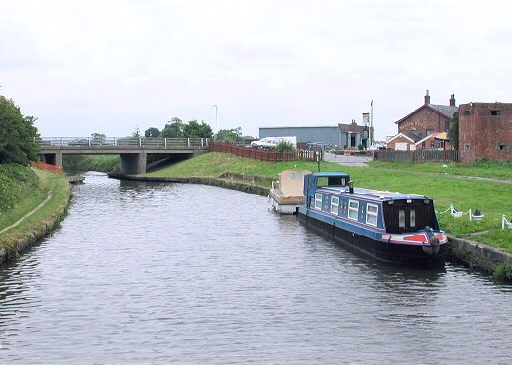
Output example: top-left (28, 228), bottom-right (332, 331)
top-left (37, 137), bottom-right (209, 149)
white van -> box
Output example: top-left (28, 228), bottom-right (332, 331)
top-left (251, 136), bottom-right (297, 149)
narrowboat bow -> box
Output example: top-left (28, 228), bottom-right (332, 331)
top-left (298, 172), bottom-right (448, 265)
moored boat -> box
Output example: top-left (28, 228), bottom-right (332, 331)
top-left (298, 172), bottom-right (448, 265)
top-left (269, 170), bottom-right (310, 214)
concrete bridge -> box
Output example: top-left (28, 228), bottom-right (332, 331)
top-left (38, 137), bottom-right (209, 174)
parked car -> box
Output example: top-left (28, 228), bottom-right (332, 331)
top-left (251, 136), bottom-right (297, 149)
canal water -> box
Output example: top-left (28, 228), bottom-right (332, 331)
top-left (1, 174), bottom-right (511, 364)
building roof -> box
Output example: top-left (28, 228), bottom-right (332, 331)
top-left (338, 122), bottom-right (366, 134)
top-left (414, 132), bottom-right (450, 146)
top-left (386, 132), bottom-right (418, 144)
top-left (395, 104), bottom-right (458, 124)
top-left (402, 131), bottom-right (423, 142)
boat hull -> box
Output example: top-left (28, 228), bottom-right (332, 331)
top-left (298, 209), bottom-right (446, 266)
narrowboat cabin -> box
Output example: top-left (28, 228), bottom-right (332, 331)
top-left (298, 172), bottom-right (448, 265)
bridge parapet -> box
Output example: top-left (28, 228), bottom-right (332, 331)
top-left (37, 137), bottom-right (209, 150)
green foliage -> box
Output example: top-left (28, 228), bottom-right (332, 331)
top-left (162, 120), bottom-right (184, 138)
top-left (90, 132), bottom-right (106, 144)
top-left (493, 263), bottom-right (512, 281)
top-left (145, 127), bottom-right (161, 138)
top-left (0, 96), bottom-right (39, 164)
top-left (214, 127), bottom-right (244, 144)
top-left (62, 155), bottom-right (120, 173)
top-left (276, 140), bottom-right (296, 153)
top-left (0, 164), bottom-right (39, 213)
top-left (182, 120), bottom-right (213, 138)
top-left (448, 112), bottom-right (459, 151)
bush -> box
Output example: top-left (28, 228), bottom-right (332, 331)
top-left (493, 263), bottom-right (512, 282)
top-left (0, 164), bottom-right (39, 212)
top-left (276, 141), bottom-right (296, 153)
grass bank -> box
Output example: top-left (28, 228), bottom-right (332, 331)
top-left (0, 164), bottom-right (71, 259)
top-left (144, 152), bottom-right (512, 252)
top-left (369, 160), bottom-right (512, 181)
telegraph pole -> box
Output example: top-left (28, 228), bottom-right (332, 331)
top-left (213, 104), bottom-right (218, 132)
top-left (370, 100), bottom-right (374, 145)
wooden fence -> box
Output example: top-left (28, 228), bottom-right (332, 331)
top-left (210, 142), bottom-right (321, 162)
top-left (374, 149), bottom-right (458, 162)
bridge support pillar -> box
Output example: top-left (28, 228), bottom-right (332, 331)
top-left (41, 152), bottom-right (62, 167)
top-left (120, 152), bottom-right (147, 175)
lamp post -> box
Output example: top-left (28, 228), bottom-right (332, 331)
top-left (212, 104), bottom-right (218, 132)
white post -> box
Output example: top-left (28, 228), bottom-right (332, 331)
top-left (503, 215), bottom-right (506, 230)
top-left (139, 137), bottom-right (142, 147)
top-left (187, 138), bottom-right (190, 148)
top-left (469, 209), bottom-right (472, 222)
top-left (114, 137), bottom-right (116, 146)
top-left (164, 137), bottom-right (167, 149)
top-left (201, 138), bottom-right (204, 147)
top-left (60, 137), bottom-right (63, 147)
top-left (88, 137), bottom-right (91, 147)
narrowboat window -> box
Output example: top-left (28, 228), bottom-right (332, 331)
top-left (366, 203), bottom-right (378, 226)
top-left (315, 193), bottom-right (323, 210)
top-left (399, 210), bottom-right (405, 228)
top-left (348, 200), bottom-right (359, 220)
top-left (331, 196), bottom-right (339, 215)
top-left (410, 209), bottom-right (416, 227)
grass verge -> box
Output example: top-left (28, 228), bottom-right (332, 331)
top-left (145, 152), bottom-right (512, 252)
top-left (0, 166), bottom-right (71, 255)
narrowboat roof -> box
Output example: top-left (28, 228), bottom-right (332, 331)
top-left (311, 172), bottom-right (350, 178)
top-left (318, 186), bottom-right (429, 201)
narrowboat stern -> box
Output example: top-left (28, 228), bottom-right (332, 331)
top-left (298, 172), bottom-right (448, 265)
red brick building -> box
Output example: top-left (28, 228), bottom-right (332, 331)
top-left (387, 91), bottom-right (458, 150)
top-left (459, 102), bottom-right (512, 162)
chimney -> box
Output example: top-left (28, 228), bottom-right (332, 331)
top-left (449, 94), bottom-right (456, 107)
top-left (424, 90), bottom-right (430, 105)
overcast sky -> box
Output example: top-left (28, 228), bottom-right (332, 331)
top-left (1, 0), bottom-right (511, 140)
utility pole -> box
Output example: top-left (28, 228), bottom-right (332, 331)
top-left (213, 105), bottom-right (218, 132)
top-left (370, 100), bottom-right (374, 145)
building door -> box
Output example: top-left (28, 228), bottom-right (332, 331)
top-left (350, 135), bottom-right (356, 147)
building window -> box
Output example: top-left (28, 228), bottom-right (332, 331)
top-left (498, 144), bottom-right (509, 152)
top-left (491, 110), bottom-right (500, 116)
top-left (410, 210), bottom-right (416, 228)
top-left (366, 203), bottom-right (378, 226)
top-left (330, 196), bottom-right (339, 215)
top-left (465, 144), bottom-right (471, 151)
top-left (315, 193), bottom-right (323, 210)
top-left (348, 200), bottom-right (359, 220)
top-left (399, 210), bottom-right (405, 228)
top-left (422, 141), bottom-right (426, 148)
top-left (463, 110), bottom-right (470, 115)
top-left (426, 129), bottom-right (434, 136)
top-left (445, 121), bottom-right (450, 131)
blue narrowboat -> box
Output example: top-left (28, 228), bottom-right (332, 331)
top-left (298, 172), bottom-right (448, 265)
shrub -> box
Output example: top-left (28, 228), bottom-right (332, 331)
top-left (276, 141), bottom-right (296, 153)
top-left (493, 263), bottom-right (512, 282)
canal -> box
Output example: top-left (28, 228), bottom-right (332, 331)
top-left (1, 173), bottom-right (511, 364)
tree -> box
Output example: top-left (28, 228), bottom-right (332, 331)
top-left (145, 127), bottom-right (161, 138)
top-left (90, 132), bottom-right (106, 144)
top-left (214, 127), bottom-right (244, 144)
top-left (0, 96), bottom-right (39, 164)
top-left (182, 120), bottom-right (213, 138)
top-left (161, 120), bottom-right (183, 138)
top-left (448, 112), bottom-right (459, 151)
top-left (132, 126), bottom-right (141, 138)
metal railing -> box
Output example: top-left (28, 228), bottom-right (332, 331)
top-left (37, 137), bottom-right (210, 150)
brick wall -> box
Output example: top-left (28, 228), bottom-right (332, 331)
top-left (397, 107), bottom-right (451, 137)
top-left (459, 103), bottom-right (512, 162)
